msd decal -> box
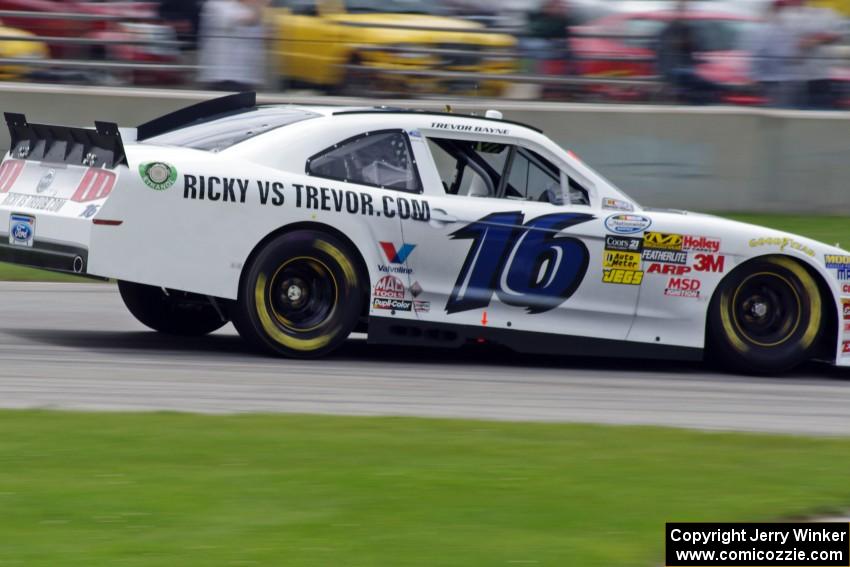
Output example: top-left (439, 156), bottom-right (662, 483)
top-left (665, 277), bottom-right (701, 298)
top-left (380, 242), bottom-right (416, 264)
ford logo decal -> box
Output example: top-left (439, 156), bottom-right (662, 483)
top-left (12, 223), bottom-right (32, 242)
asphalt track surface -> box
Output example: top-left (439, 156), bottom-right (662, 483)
top-left (2, 282), bottom-right (850, 436)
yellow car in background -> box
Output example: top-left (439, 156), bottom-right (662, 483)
top-left (0, 23), bottom-right (48, 81)
top-left (270, 0), bottom-right (517, 96)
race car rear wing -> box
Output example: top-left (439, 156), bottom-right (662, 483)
top-left (3, 112), bottom-right (128, 169)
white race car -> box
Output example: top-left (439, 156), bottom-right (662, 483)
top-left (1, 93), bottom-right (848, 373)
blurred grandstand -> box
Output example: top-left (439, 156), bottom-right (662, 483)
top-left (0, 0), bottom-right (845, 108)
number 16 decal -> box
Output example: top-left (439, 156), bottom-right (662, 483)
top-left (446, 212), bottom-right (594, 315)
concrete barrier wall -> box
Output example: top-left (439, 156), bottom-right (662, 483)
top-left (1, 83), bottom-right (848, 214)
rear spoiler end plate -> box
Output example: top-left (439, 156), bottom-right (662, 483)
top-left (4, 112), bottom-right (128, 169)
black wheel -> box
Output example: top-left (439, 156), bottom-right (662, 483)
top-left (118, 281), bottom-right (228, 336)
top-left (707, 256), bottom-right (823, 374)
top-left (232, 230), bottom-right (364, 358)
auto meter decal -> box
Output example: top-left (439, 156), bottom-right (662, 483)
top-left (447, 212), bottom-right (594, 315)
top-left (605, 214), bottom-right (652, 235)
top-left (140, 162), bottom-right (178, 191)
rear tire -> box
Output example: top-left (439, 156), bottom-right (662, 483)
top-left (232, 230), bottom-right (364, 358)
top-left (707, 256), bottom-right (823, 374)
top-left (118, 281), bottom-right (228, 336)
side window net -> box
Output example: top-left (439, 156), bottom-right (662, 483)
top-left (307, 130), bottom-right (421, 193)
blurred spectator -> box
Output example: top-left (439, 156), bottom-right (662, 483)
top-left (751, 0), bottom-right (799, 107)
top-left (783, 0), bottom-right (844, 109)
top-left (657, 0), bottom-right (723, 104)
top-left (159, 0), bottom-right (204, 49)
top-left (524, 0), bottom-right (575, 74)
top-left (198, 0), bottom-right (269, 92)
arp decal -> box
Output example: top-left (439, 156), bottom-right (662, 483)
top-left (380, 242), bottom-right (416, 264)
top-left (648, 263), bottom-right (691, 276)
top-left (446, 212), bottom-right (593, 315)
top-left (604, 214), bottom-right (652, 235)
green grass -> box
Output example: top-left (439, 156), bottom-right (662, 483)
top-left (2, 411), bottom-right (850, 566)
top-left (0, 262), bottom-right (88, 282)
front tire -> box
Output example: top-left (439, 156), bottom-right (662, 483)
top-left (232, 230), bottom-right (364, 359)
top-left (118, 281), bottom-right (228, 336)
top-left (707, 256), bottom-right (823, 374)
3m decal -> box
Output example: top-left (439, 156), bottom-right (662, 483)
top-left (447, 212), bottom-right (593, 315)
top-left (603, 269), bottom-right (644, 286)
top-left (749, 237), bottom-right (815, 257)
top-left (603, 251), bottom-right (641, 271)
top-left (605, 214), bottom-right (652, 235)
top-left (380, 242), bottom-right (416, 264)
top-left (644, 232), bottom-right (683, 251)
top-left (140, 162), bottom-right (177, 191)
top-left (693, 254), bottom-right (725, 273)
top-left (665, 278), bottom-right (701, 298)
top-left (605, 235), bottom-right (642, 253)
top-left (642, 249), bottom-right (688, 265)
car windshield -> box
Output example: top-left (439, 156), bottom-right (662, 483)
top-left (144, 106), bottom-right (320, 152)
top-left (345, 0), bottom-right (446, 15)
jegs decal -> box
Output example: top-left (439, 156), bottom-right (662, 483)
top-left (446, 212), bottom-right (593, 315)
